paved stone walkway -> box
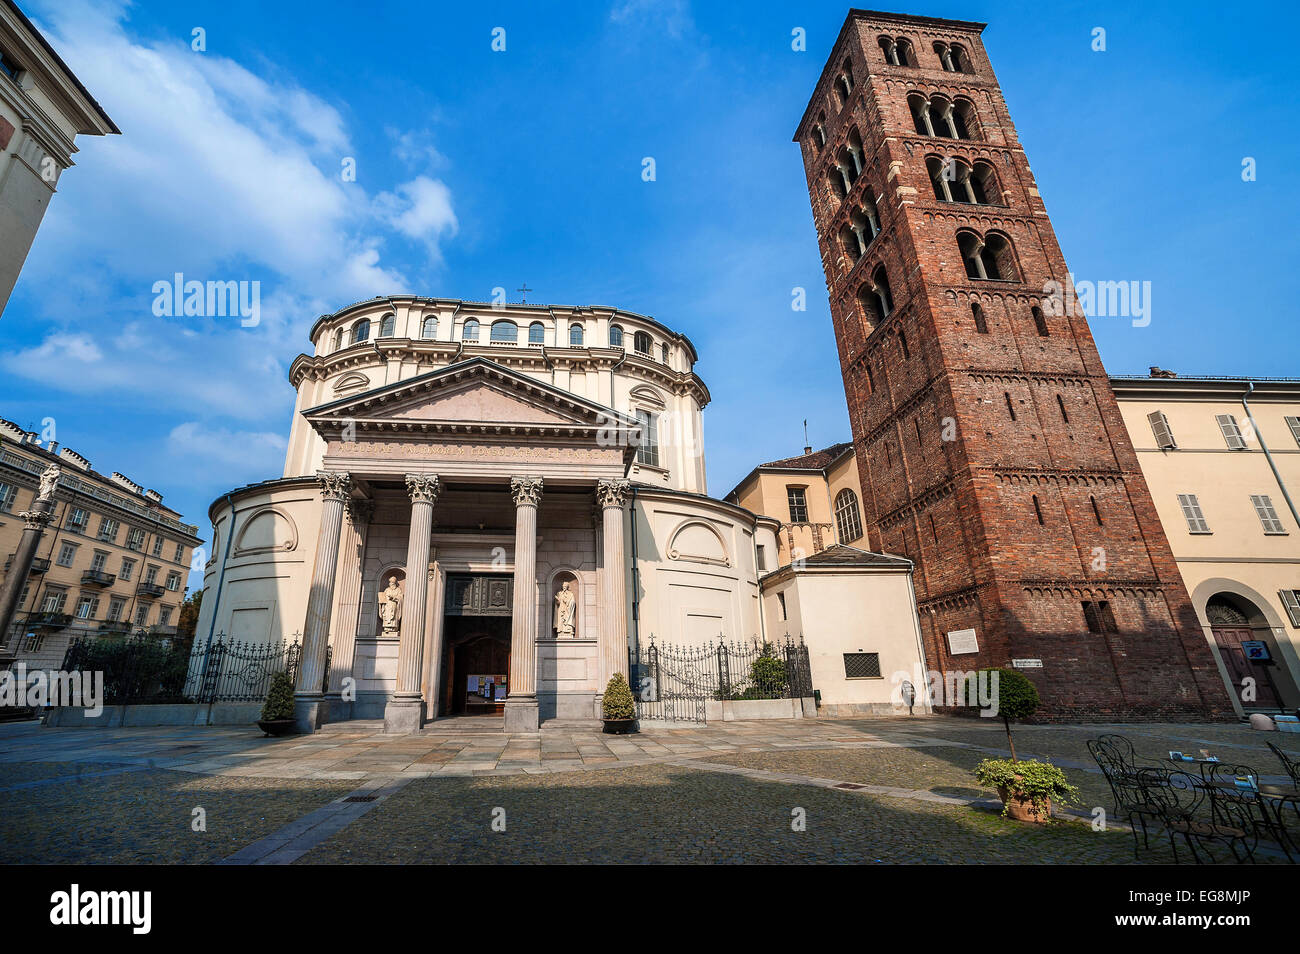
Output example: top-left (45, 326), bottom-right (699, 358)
top-left (2, 715), bottom-right (1293, 864)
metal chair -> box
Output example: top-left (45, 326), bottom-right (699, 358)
top-left (1266, 741), bottom-right (1300, 789)
top-left (1144, 768), bottom-right (1259, 864)
top-left (1088, 737), bottom-right (1166, 858)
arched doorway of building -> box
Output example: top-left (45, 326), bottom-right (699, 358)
top-left (1207, 593), bottom-right (1282, 710)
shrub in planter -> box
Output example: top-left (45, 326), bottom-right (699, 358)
top-left (602, 673), bottom-right (637, 733)
top-left (260, 671), bottom-right (296, 724)
top-left (975, 757), bottom-right (1079, 823)
top-left (966, 667), bottom-right (1039, 761)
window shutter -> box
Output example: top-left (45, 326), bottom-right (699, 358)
top-left (1216, 414), bottom-right (1246, 449)
top-left (1147, 410), bottom-right (1176, 449)
top-left (1280, 590), bottom-right (1300, 628)
top-left (1251, 495), bottom-right (1286, 534)
top-left (1177, 494), bottom-right (1210, 533)
top-left (1286, 416), bottom-right (1300, 448)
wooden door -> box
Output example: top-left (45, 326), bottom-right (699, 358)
top-left (1212, 626), bottom-right (1280, 709)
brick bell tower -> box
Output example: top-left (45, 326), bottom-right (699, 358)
top-left (793, 9), bottom-right (1230, 720)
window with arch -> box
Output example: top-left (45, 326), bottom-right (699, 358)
top-left (633, 330), bottom-right (652, 355)
top-left (378, 313), bottom-right (396, 338)
top-left (462, 318), bottom-right (480, 341)
top-left (490, 320), bottom-right (518, 343)
top-left (834, 59), bottom-right (854, 106)
top-left (971, 302), bottom-right (989, 334)
top-left (332, 328), bottom-right (344, 351)
top-left (878, 36), bottom-right (916, 67)
top-left (926, 156), bottom-right (999, 205)
top-left (528, 321), bottom-right (545, 345)
top-left (660, 343), bottom-right (669, 364)
top-left (351, 318), bottom-right (371, 344)
top-left (811, 114), bottom-right (827, 153)
top-left (957, 230), bottom-right (1018, 281)
top-left (421, 316), bottom-right (438, 339)
top-left (609, 324), bottom-right (624, 348)
top-left (569, 322), bottom-right (584, 346)
top-left (934, 41), bottom-right (972, 73)
top-left (834, 489), bottom-right (864, 543)
top-left (856, 267), bottom-right (894, 335)
top-left (908, 93), bottom-right (978, 140)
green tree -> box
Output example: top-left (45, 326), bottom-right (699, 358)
top-left (261, 671), bottom-right (296, 722)
top-left (969, 667), bottom-right (1039, 761)
top-left (602, 672), bottom-right (636, 720)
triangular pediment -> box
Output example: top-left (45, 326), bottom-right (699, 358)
top-left (303, 357), bottom-right (636, 435)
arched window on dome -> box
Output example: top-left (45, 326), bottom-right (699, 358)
top-left (660, 343), bottom-right (669, 364)
top-left (332, 328), bottom-right (344, 352)
top-left (569, 323), bottom-right (584, 346)
top-left (834, 489), bottom-right (864, 543)
top-left (609, 324), bottom-right (624, 348)
top-left (378, 313), bottom-right (396, 338)
top-left (490, 320), bottom-right (518, 344)
top-left (351, 318), bottom-right (371, 344)
top-left (421, 316), bottom-right (438, 339)
top-left (633, 331), bottom-right (652, 355)
top-left (462, 318), bottom-right (480, 341)
top-left (528, 321), bottom-right (545, 345)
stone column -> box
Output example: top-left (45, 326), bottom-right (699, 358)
top-left (326, 498), bottom-right (371, 713)
top-left (0, 500), bottom-right (55, 652)
top-left (505, 476), bottom-right (542, 732)
top-left (596, 479), bottom-right (631, 695)
top-left (385, 473), bottom-right (439, 733)
top-left (294, 471), bottom-right (351, 733)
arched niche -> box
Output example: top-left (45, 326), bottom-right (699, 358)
top-left (549, 568), bottom-right (581, 638)
top-left (233, 506), bottom-right (299, 557)
top-left (667, 519), bottom-right (730, 567)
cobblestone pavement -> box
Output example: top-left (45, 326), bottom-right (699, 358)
top-left (1, 716), bottom-right (1295, 864)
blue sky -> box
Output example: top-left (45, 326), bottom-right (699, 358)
top-left (2, 0), bottom-right (1296, 584)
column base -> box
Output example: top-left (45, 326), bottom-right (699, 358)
top-left (383, 696), bottom-right (426, 734)
top-left (504, 695), bottom-right (539, 733)
top-left (292, 694), bottom-right (329, 734)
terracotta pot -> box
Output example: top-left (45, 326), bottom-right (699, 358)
top-left (257, 718), bottom-right (296, 737)
top-left (602, 718), bottom-right (637, 735)
top-left (997, 782), bottom-right (1051, 823)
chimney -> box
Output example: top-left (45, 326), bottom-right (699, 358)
top-left (803, 445), bottom-right (813, 455)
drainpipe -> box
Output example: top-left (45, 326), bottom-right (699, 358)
top-left (1242, 381), bottom-right (1300, 531)
top-left (903, 565), bottom-right (933, 714)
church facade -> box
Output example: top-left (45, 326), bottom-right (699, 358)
top-left (193, 298), bottom-right (929, 732)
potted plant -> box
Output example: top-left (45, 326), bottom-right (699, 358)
top-left (601, 672), bottom-right (637, 734)
top-left (258, 670), bottom-right (297, 736)
top-left (966, 667), bottom-right (1078, 821)
top-left (975, 758), bottom-right (1080, 823)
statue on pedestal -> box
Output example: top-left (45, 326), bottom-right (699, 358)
top-left (37, 463), bottom-right (61, 504)
top-left (553, 581), bottom-right (576, 638)
top-left (378, 576), bottom-right (404, 635)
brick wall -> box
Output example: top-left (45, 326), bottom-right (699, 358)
top-left (794, 11), bottom-right (1231, 720)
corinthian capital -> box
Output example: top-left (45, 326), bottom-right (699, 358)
top-left (317, 471), bottom-right (352, 502)
top-left (405, 473), bottom-right (441, 505)
top-left (595, 478), bottom-right (631, 509)
top-left (18, 509), bottom-right (52, 532)
top-left (510, 476), bottom-right (543, 507)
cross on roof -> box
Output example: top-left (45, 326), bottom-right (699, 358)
top-left (517, 283), bottom-right (533, 303)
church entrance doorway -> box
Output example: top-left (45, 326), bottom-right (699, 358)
top-left (440, 574), bottom-right (513, 717)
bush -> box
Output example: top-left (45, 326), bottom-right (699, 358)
top-left (750, 644), bottom-right (788, 696)
top-left (261, 671), bottom-right (296, 722)
top-left (974, 758), bottom-right (1080, 818)
top-left (602, 672), bottom-right (636, 720)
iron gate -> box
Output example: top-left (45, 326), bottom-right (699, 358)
top-left (629, 636), bottom-right (813, 723)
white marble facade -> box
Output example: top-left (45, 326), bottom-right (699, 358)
top-left (194, 298), bottom-right (782, 732)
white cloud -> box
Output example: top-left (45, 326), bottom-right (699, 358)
top-left (609, 0), bottom-right (694, 39)
top-left (167, 421), bottom-right (287, 473)
top-left (376, 176), bottom-right (459, 243)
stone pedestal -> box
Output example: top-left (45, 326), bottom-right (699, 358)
top-left (295, 471), bottom-right (350, 734)
top-left (384, 474), bottom-right (439, 733)
top-left (505, 476), bottom-right (542, 732)
top-left (538, 636), bottom-right (598, 720)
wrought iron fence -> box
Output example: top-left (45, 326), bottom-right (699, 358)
top-left (629, 636), bottom-right (813, 723)
top-left (60, 633), bottom-right (329, 705)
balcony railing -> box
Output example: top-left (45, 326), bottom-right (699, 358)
top-left (148, 624), bottom-right (177, 637)
top-left (98, 620), bottom-right (132, 635)
top-left (28, 612), bottom-right (71, 630)
top-left (80, 569), bottom-right (116, 587)
top-left (136, 582), bottom-right (165, 599)
top-left (3, 556), bottom-right (50, 574)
